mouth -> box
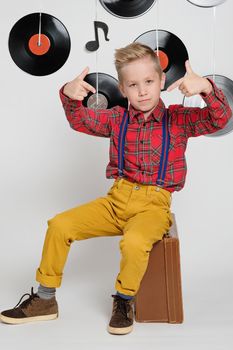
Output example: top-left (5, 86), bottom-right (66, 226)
top-left (138, 99), bottom-right (150, 103)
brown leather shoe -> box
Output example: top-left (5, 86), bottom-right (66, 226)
top-left (0, 287), bottom-right (58, 324)
top-left (108, 294), bottom-right (134, 335)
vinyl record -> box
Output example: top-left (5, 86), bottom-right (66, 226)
top-left (83, 73), bottom-right (128, 109)
top-left (183, 75), bottom-right (233, 137)
top-left (187, 0), bottom-right (226, 7)
top-left (134, 30), bottom-right (189, 90)
top-left (8, 13), bottom-right (71, 76)
top-left (99, 0), bottom-right (156, 19)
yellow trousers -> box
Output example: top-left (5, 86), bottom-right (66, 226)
top-left (36, 178), bottom-right (173, 296)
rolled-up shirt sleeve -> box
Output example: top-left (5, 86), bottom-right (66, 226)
top-left (59, 85), bottom-right (121, 138)
top-left (173, 79), bottom-right (232, 138)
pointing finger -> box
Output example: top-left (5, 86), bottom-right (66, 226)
top-left (82, 80), bottom-right (96, 94)
top-left (166, 77), bottom-right (184, 92)
top-left (77, 66), bottom-right (90, 81)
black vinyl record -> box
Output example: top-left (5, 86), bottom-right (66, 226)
top-left (99, 0), bottom-right (156, 19)
top-left (8, 13), bottom-right (71, 76)
top-left (183, 74), bottom-right (233, 137)
top-left (83, 73), bottom-right (128, 109)
top-left (134, 30), bottom-right (189, 90)
top-left (187, 0), bottom-right (226, 7)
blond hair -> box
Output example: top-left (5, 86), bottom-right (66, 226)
top-left (114, 42), bottom-right (163, 82)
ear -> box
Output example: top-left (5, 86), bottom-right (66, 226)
top-left (160, 72), bottom-right (166, 90)
top-left (118, 83), bottom-right (126, 97)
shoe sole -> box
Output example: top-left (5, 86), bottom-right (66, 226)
top-left (108, 325), bottom-right (133, 335)
top-left (0, 313), bottom-right (58, 325)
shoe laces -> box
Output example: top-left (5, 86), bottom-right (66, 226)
top-left (14, 287), bottom-right (39, 309)
top-left (111, 295), bottom-right (132, 319)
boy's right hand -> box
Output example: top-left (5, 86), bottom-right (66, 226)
top-left (63, 67), bottom-right (96, 100)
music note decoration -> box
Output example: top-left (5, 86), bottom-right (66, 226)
top-left (85, 21), bottom-right (110, 52)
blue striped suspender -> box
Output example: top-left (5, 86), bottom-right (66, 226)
top-left (118, 110), bottom-right (129, 177)
top-left (118, 109), bottom-right (170, 188)
top-left (156, 109), bottom-right (170, 187)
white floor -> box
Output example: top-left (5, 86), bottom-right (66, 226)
top-left (1, 273), bottom-right (233, 350)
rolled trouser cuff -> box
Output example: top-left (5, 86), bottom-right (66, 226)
top-left (36, 268), bottom-right (62, 288)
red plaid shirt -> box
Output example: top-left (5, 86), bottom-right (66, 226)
top-left (60, 81), bottom-right (232, 193)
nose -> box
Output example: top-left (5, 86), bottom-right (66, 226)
top-left (138, 84), bottom-right (147, 97)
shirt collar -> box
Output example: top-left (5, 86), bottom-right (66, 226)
top-left (128, 98), bottom-right (165, 123)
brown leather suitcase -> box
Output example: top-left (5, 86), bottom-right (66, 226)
top-left (135, 213), bottom-right (184, 323)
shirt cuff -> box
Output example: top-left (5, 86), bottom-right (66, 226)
top-left (200, 78), bottom-right (226, 105)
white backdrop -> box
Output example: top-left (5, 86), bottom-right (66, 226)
top-left (0, 0), bottom-right (233, 349)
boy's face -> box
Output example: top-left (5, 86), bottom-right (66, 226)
top-left (119, 56), bottom-right (165, 119)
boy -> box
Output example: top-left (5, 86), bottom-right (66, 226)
top-left (0, 43), bottom-right (231, 335)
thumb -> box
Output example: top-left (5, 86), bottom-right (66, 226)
top-left (185, 60), bottom-right (193, 75)
top-left (77, 66), bottom-right (89, 81)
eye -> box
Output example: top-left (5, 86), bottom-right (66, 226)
top-left (146, 79), bottom-right (153, 84)
top-left (129, 83), bottom-right (136, 88)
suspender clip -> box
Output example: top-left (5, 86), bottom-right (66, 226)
top-left (156, 179), bottom-right (165, 187)
top-left (118, 169), bottom-right (124, 177)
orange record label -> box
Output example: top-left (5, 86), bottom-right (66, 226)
top-left (156, 50), bottom-right (169, 71)
top-left (28, 34), bottom-right (50, 55)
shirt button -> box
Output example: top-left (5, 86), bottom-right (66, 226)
top-left (134, 185), bottom-right (140, 190)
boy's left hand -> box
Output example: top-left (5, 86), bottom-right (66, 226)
top-left (166, 60), bottom-right (213, 97)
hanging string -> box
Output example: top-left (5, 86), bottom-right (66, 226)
top-left (38, 13), bottom-right (42, 47)
top-left (155, 0), bottom-right (159, 56)
top-left (200, 6), bottom-right (217, 109)
top-left (211, 6), bottom-right (216, 83)
top-left (95, 0), bottom-right (99, 106)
